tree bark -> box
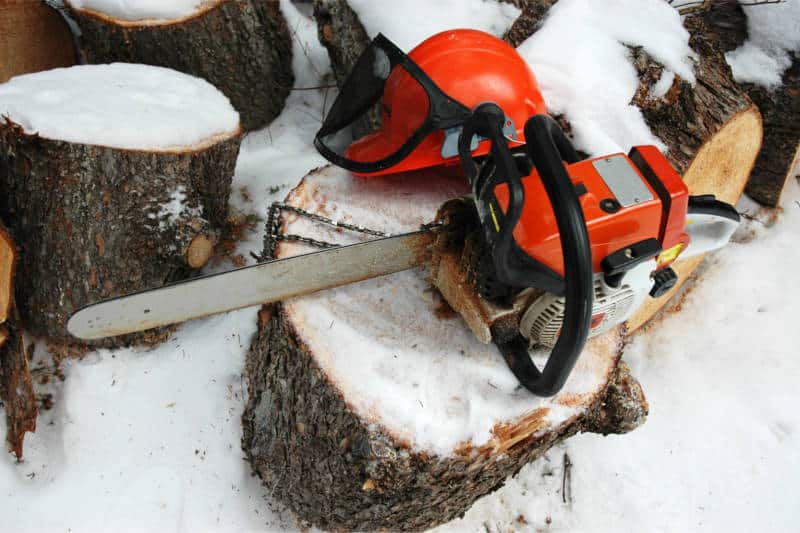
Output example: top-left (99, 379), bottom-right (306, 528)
top-left (242, 166), bottom-right (646, 531)
top-left (0, 220), bottom-right (36, 460)
top-left (64, 0), bottom-right (294, 131)
top-left (624, 15), bottom-right (761, 332)
top-left (312, 0), bottom-right (380, 139)
top-left (502, 0), bottom-right (559, 48)
top-left (0, 120), bottom-right (241, 346)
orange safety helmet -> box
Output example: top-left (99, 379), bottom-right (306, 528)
top-left (314, 29), bottom-right (547, 176)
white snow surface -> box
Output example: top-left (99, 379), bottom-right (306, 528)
top-left (518, 0), bottom-right (695, 157)
top-left (0, 63), bottom-right (239, 151)
top-left (726, 0), bottom-right (800, 88)
top-left (3, 0), bottom-right (800, 530)
top-left (348, 0), bottom-right (520, 51)
top-left (67, 0), bottom-right (221, 22)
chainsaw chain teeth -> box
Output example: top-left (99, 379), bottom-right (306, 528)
top-left (461, 229), bottom-right (516, 306)
top-left (263, 202), bottom-right (430, 260)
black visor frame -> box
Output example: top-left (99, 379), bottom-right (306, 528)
top-left (314, 33), bottom-right (473, 174)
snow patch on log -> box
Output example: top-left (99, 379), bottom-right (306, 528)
top-left (66, 0), bottom-right (224, 24)
top-left (274, 166), bottom-right (623, 456)
top-left (347, 0), bottom-right (520, 51)
top-left (150, 185), bottom-right (203, 230)
top-left (725, 0), bottom-right (800, 88)
top-left (0, 63), bottom-right (239, 151)
top-left (516, 0), bottom-right (695, 156)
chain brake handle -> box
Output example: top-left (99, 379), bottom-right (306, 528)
top-left (457, 105), bottom-right (594, 396)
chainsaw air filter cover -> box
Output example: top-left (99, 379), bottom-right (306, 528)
top-left (520, 265), bottom-right (653, 348)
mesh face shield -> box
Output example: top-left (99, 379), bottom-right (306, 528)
top-left (314, 34), bottom-right (472, 175)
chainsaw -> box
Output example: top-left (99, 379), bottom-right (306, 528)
top-left (67, 31), bottom-right (740, 396)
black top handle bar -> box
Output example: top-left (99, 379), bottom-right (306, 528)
top-left (458, 106), bottom-right (593, 396)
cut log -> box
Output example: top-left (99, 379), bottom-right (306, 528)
top-left (0, 63), bottom-right (241, 345)
top-left (0, 0), bottom-right (77, 83)
top-left (624, 15), bottom-right (762, 331)
top-left (64, 0), bottom-right (294, 131)
top-left (242, 166), bottom-right (646, 531)
top-left (0, 219), bottom-right (36, 459)
top-left (695, 1), bottom-right (799, 207)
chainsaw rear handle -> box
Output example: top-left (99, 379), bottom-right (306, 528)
top-left (458, 107), bottom-right (593, 396)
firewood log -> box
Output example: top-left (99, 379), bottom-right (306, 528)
top-left (0, 219), bottom-right (35, 459)
top-left (0, 63), bottom-right (241, 345)
top-left (242, 166), bottom-right (647, 531)
top-left (64, 0), bottom-right (294, 131)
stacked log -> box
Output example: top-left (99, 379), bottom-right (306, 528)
top-left (0, 63), bottom-right (241, 346)
top-left (64, 0), bottom-right (294, 131)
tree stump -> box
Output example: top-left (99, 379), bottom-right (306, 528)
top-left (0, 63), bottom-right (241, 345)
top-left (0, 220), bottom-right (36, 459)
top-left (625, 15), bottom-right (762, 331)
top-left (64, 0), bottom-right (294, 131)
top-left (242, 166), bottom-right (647, 531)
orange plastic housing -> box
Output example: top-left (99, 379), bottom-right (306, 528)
top-left (493, 148), bottom-right (689, 276)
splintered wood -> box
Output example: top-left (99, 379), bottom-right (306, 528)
top-left (0, 222), bottom-right (36, 459)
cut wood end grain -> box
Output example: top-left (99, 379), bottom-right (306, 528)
top-left (0, 226), bottom-right (17, 325)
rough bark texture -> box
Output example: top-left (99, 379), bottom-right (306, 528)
top-left (502, 0), bottom-right (559, 48)
top-left (0, 120), bottom-right (241, 345)
top-left (0, 0), bottom-right (76, 83)
top-left (244, 304), bottom-right (643, 531)
top-left (312, 0), bottom-right (380, 138)
top-left (742, 53), bottom-right (800, 206)
top-left (0, 221), bottom-right (36, 459)
top-left (313, 0), bottom-right (370, 87)
top-left (64, 0), bottom-right (294, 131)
top-left (695, 1), bottom-right (799, 207)
top-left (242, 168), bottom-right (646, 531)
top-left (625, 15), bottom-right (761, 332)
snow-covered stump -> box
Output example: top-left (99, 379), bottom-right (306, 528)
top-left (242, 167), bottom-right (646, 531)
top-left (64, 0), bottom-right (294, 131)
top-left (0, 64), bottom-right (241, 345)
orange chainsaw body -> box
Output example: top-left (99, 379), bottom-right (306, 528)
top-left (493, 145), bottom-right (690, 276)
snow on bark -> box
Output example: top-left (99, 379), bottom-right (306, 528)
top-left (0, 65), bottom-right (241, 345)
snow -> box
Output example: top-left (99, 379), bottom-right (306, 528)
top-left (517, 0), bottom-right (695, 157)
top-left (726, 0), bottom-right (800, 88)
top-left (149, 186), bottom-right (203, 230)
top-left (275, 167), bottom-right (619, 454)
top-left (0, 63), bottom-right (239, 151)
top-left (2, 0), bottom-right (800, 530)
top-left (348, 0), bottom-right (520, 51)
top-left (66, 0), bottom-right (223, 23)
